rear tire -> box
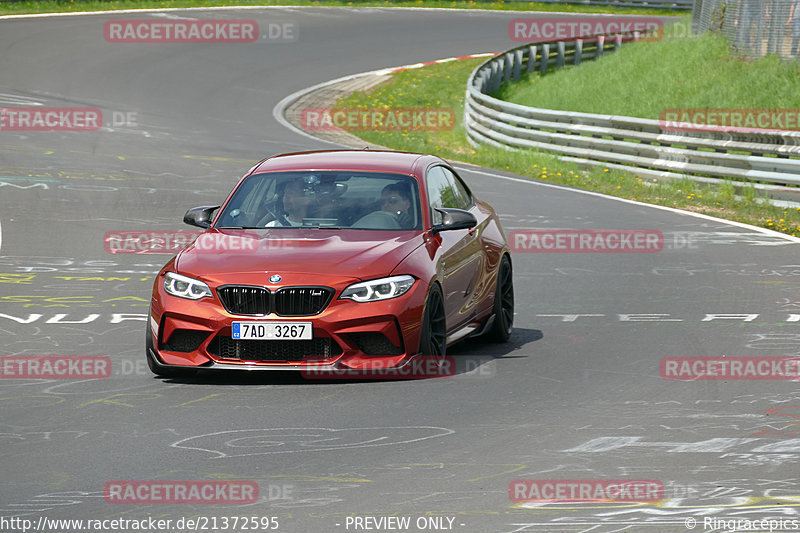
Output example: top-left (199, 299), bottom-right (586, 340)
top-left (484, 254), bottom-right (513, 343)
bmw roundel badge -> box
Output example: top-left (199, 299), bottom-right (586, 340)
top-left (269, 274), bottom-right (282, 283)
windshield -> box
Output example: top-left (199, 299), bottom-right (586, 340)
top-left (215, 171), bottom-right (422, 230)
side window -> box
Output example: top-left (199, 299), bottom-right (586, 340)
top-left (426, 166), bottom-right (459, 225)
top-left (441, 167), bottom-right (473, 210)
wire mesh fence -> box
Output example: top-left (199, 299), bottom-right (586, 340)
top-left (693, 0), bottom-right (800, 59)
top-left (510, 0), bottom-right (693, 8)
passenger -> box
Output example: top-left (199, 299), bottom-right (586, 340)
top-left (380, 183), bottom-right (413, 228)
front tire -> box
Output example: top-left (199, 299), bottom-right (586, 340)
top-left (484, 254), bottom-right (513, 343)
top-left (419, 283), bottom-right (446, 357)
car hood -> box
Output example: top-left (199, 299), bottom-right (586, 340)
top-left (175, 228), bottom-right (424, 286)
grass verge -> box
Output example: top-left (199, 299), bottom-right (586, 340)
top-left (0, 0), bottom-right (678, 17)
top-left (335, 50), bottom-right (800, 237)
top-left (499, 19), bottom-right (800, 117)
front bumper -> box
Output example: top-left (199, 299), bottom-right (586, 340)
top-left (147, 274), bottom-right (428, 371)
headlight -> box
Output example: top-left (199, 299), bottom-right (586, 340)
top-left (163, 272), bottom-right (212, 300)
top-left (339, 275), bottom-right (415, 302)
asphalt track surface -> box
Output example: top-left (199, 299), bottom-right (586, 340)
top-left (1, 6), bottom-right (800, 533)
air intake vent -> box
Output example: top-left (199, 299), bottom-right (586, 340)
top-left (344, 332), bottom-right (404, 356)
top-left (208, 335), bottom-right (342, 362)
top-left (161, 329), bottom-right (209, 353)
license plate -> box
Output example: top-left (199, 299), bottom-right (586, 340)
top-left (232, 322), bottom-right (312, 340)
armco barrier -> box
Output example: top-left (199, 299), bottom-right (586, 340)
top-left (464, 35), bottom-right (800, 203)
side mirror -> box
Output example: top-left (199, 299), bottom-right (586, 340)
top-left (432, 208), bottom-right (477, 234)
top-left (183, 206), bottom-right (220, 228)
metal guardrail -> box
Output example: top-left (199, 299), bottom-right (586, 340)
top-left (515, 0), bottom-right (693, 9)
top-left (464, 36), bottom-right (800, 201)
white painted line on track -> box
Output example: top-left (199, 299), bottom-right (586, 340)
top-left (272, 70), bottom-right (392, 146)
top-left (460, 167), bottom-right (800, 244)
top-left (0, 6), bottom-right (676, 20)
top-left (272, 52), bottom-right (495, 144)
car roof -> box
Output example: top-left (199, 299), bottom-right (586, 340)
top-left (251, 150), bottom-right (436, 175)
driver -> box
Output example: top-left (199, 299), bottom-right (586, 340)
top-left (266, 178), bottom-right (312, 227)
